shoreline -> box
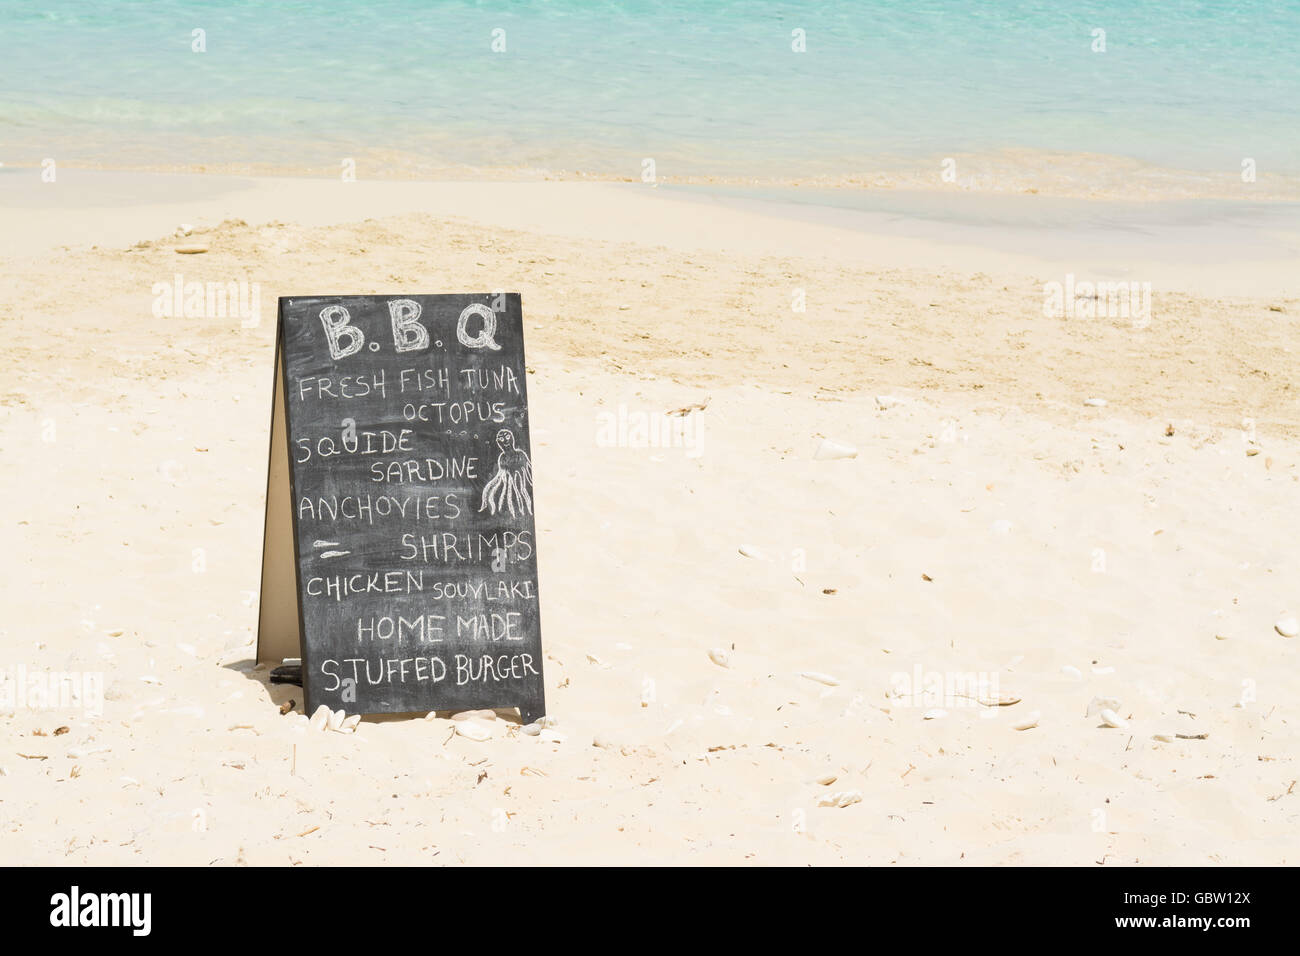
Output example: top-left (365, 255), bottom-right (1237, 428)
top-left (5, 145), bottom-right (1300, 204)
top-left (4, 167), bottom-right (1296, 301)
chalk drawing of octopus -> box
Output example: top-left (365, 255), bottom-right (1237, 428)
top-left (480, 427), bottom-right (533, 518)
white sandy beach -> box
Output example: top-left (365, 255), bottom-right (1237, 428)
top-left (1, 170), bottom-right (1298, 865)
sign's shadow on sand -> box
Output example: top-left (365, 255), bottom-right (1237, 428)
top-left (220, 658), bottom-right (527, 726)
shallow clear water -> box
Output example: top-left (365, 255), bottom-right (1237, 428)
top-left (2, 0), bottom-right (1298, 184)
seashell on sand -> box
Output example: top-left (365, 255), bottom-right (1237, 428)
top-left (455, 720), bottom-right (492, 741)
top-left (452, 710), bottom-right (494, 721)
top-left (708, 647), bottom-right (732, 668)
top-left (977, 692), bottom-right (1021, 707)
top-left (1012, 711), bottom-right (1040, 731)
top-left (308, 705), bottom-right (330, 731)
top-left (800, 670), bottom-right (839, 686)
top-left (1274, 615), bottom-right (1298, 638)
top-left (813, 438), bottom-right (858, 461)
top-left (818, 790), bottom-right (863, 808)
top-left (1098, 708), bottom-right (1128, 729)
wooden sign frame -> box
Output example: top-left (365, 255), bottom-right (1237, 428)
top-left (256, 339), bottom-right (302, 669)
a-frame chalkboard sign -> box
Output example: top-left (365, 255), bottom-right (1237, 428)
top-left (257, 294), bottom-right (546, 724)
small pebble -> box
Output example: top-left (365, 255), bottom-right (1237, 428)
top-left (521, 722), bottom-right (542, 736)
top-left (707, 647), bottom-right (732, 668)
top-left (174, 243), bottom-right (209, 254)
top-left (922, 708), bottom-right (948, 720)
top-left (1061, 665), bottom-right (1083, 680)
top-left (1083, 397), bottom-right (1108, 407)
top-left (1274, 616), bottom-right (1298, 638)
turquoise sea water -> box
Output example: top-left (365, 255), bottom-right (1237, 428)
top-left (2, 0), bottom-right (1298, 185)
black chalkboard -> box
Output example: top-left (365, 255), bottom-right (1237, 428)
top-left (258, 294), bottom-right (546, 724)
